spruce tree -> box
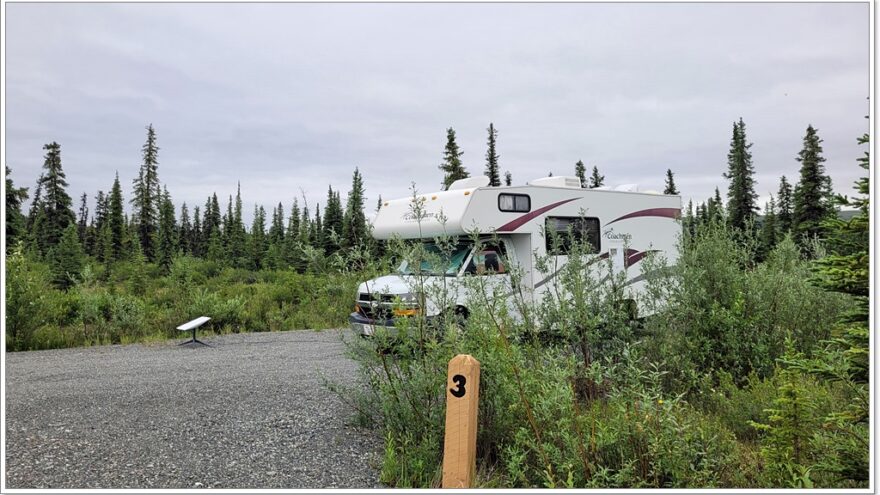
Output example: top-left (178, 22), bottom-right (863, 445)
top-left (88, 190), bottom-right (107, 258)
top-left (98, 223), bottom-right (113, 264)
top-left (122, 214), bottom-right (138, 260)
top-left (723, 118), bottom-right (758, 231)
top-left (663, 169), bottom-right (679, 195)
top-left (322, 187), bottom-right (344, 254)
top-left (227, 184), bottom-right (248, 267)
top-left (269, 202), bottom-right (285, 246)
top-left (781, 132), bottom-right (870, 487)
top-left (288, 198), bottom-right (301, 243)
top-left (5, 166), bottom-right (29, 250)
top-left (155, 187), bottom-right (177, 270)
top-left (202, 197), bottom-right (214, 253)
top-left (439, 127), bottom-right (468, 190)
top-left (751, 346), bottom-right (816, 487)
top-left (206, 229), bottom-right (225, 263)
top-left (300, 203), bottom-right (311, 249)
top-left (696, 201), bottom-right (708, 229)
top-left (789, 134), bottom-right (872, 487)
top-left (49, 224), bottom-right (85, 290)
top-left (249, 205), bottom-right (267, 270)
top-left (777, 175), bottom-right (794, 234)
top-left (504, 171), bottom-right (512, 186)
top-left (758, 197), bottom-right (779, 260)
top-left (484, 123), bottom-right (501, 186)
top-left (94, 191), bottom-right (108, 228)
top-left (192, 206), bottom-right (203, 257)
top-left (223, 195), bottom-right (234, 251)
top-left (179, 203), bottom-right (193, 255)
top-left (682, 199), bottom-right (696, 242)
top-left (131, 124), bottom-right (161, 260)
top-left (202, 193), bottom-right (222, 245)
top-left (77, 193), bottom-right (89, 247)
top-left (343, 168), bottom-right (368, 249)
top-left (36, 142), bottom-right (76, 252)
top-left (311, 204), bottom-right (323, 249)
top-left (129, 234), bottom-right (147, 296)
top-left (792, 125), bottom-right (834, 243)
top-left (375, 195), bottom-right (383, 214)
top-left (84, 218), bottom-right (97, 259)
top-left (707, 187), bottom-right (724, 223)
top-left (574, 160), bottom-right (587, 188)
top-left (265, 203), bottom-right (285, 269)
top-left (108, 173), bottom-right (125, 262)
top-left (285, 198), bottom-right (302, 268)
top-left (588, 165), bottom-right (605, 188)
top-left (25, 175), bottom-right (44, 250)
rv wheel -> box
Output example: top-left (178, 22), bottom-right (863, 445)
top-left (624, 299), bottom-right (638, 321)
top-left (453, 306), bottom-right (469, 326)
top-left (435, 306), bottom-right (468, 332)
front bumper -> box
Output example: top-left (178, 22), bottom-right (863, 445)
top-left (349, 312), bottom-right (397, 336)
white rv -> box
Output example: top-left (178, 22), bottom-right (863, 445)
top-left (350, 175), bottom-right (680, 336)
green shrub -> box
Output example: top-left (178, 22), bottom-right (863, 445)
top-left (5, 249), bottom-right (70, 350)
top-left (188, 288), bottom-right (246, 332)
top-left (644, 227), bottom-right (851, 390)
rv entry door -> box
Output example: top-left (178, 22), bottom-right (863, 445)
top-left (606, 238), bottom-right (626, 279)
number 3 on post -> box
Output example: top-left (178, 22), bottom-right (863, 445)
top-left (442, 355), bottom-right (481, 488)
top-left (450, 374), bottom-right (466, 397)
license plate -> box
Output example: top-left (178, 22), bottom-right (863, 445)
top-left (361, 324), bottom-right (374, 336)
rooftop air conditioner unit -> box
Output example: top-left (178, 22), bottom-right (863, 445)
top-left (527, 176), bottom-right (582, 189)
top-left (614, 184), bottom-right (640, 192)
top-left (448, 176), bottom-right (491, 190)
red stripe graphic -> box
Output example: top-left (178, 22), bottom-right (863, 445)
top-left (496, 197), bottom-right (580, 232)
top-left (606, 207), bottom-right (680, 226)
top-left (626, 249), bottom-right (659, 267)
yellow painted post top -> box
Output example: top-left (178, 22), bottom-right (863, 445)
top-left (442, 354), bottom-right (481, 489)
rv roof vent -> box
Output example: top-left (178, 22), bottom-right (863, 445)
top-left (614, 184), bottom-right (640, 192)
top-left (448, 176), bottom-right (490, 190)
top-left (643, 189), bottom-right (662, 195)
top-left (527, 176), bottom-right (582, 189)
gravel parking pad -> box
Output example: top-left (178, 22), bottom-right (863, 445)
top-left (5, 330), bottom-right (381, 489)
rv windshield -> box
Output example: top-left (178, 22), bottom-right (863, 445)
top-left (397, 241), bottom-right (473, 276)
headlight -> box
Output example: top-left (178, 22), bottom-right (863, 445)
top-left (399, 292), bottom-right (419, 305)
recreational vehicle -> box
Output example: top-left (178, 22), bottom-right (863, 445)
top-left (349, 175), bottom-right (681, 336)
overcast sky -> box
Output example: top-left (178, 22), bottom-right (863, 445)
top-left (5, 3), bottom-right (870, 222)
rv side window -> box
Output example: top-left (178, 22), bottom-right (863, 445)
top-left (545, 217), bottom-right (601, 255)
top-left (498, 193), bottom-right (530, 213)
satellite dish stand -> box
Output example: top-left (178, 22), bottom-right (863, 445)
top-left (177, 316), bottom-right (212, 347)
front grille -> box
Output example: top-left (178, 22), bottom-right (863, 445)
top-left (358, 304), bottom-right (393, 320)
top-left (356, 292), bottom-right (415, 320)
top-left (358, 293), bottom-right (395, 303)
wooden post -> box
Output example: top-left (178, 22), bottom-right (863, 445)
top-left (442, 354), bottom-right (481, 488)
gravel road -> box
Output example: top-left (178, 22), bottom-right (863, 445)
top-left (5, 329), bottom-right (382, 489)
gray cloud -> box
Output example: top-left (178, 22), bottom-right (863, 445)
top-left (5, 3), bottom-right (869, 222)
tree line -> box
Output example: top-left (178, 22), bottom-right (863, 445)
top-left (6, 118), bottom-right (842, 288)
top-left (682, 119), bottom-right (838, 259)
top-left (5, 124), bottom-right (372, 288)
